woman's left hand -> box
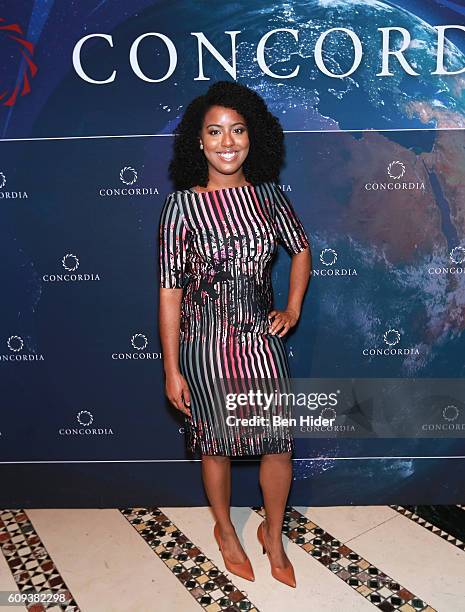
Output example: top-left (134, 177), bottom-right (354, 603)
top-left (268, 308), bottom-right (300, 337)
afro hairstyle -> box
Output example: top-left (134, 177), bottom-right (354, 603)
top-left (168, 80), bottom-right (286, 190)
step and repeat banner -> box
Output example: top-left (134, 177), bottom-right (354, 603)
top-left (1, 0), bottom-right (465, 506)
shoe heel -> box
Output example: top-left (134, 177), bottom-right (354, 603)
top-left (258, 523), bottom-right (266, 554)
top-left (214, 522), bottom-right (255, 582)
top-left (257, 520), bottom-right (296, 588)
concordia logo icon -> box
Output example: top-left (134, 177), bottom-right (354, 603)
top-left (383, 328), bottom-right (401, 347)
top-left (311, 247), bottom-right (357, 278)
top-left (362, 327), bottom-right (420, 358)
top-left (42, 253), bottom-right (101, 282)
top-left (111, 333), bottom-right (161, 360)
top-left (2, 334), bottom-right (45, 362)
top-left (387, 160), bottom-right (406, 179)
top-left (421, 404), bottom-right (463, 433)
top-left (120, 166), bottom-right (138, 185)
top-left (99, 166), bottom-right (159, 197)
top-left (442, 405), bottom-right (459, 422)
top-left (428, 245), bottom-right (465, 275)
top-left (450, 246), bottom-right (465, 265)
top-left (364, 160), bottom-right (425, 191)
top-left (77, 410), bottom-right (93, 426)
top-left (58, 410), bottom-right (114, 436)
top-left (320, 248), bottom-right (338, 266)
top-left (62, 253), bottom-right (79, 272)
top-left (0, 169), bottom-right (29, 199)
top-left (0, 16), bottom-right (38, 106)
top-left (131, 333), bottom-right (148, 350)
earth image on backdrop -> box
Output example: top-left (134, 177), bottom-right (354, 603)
top-left (132, 0), bottom-right (465, 490)
top-left (148, 0), bottom-right (465, 381)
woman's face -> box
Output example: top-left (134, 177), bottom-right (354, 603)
top-left (199, 105), bottom-right (250, 177)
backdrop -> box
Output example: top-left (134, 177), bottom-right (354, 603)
top-left (1, 0), bottom-right (464, 506)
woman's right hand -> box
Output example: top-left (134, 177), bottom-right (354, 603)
top-left (165, 371), bottom-right (191, 417)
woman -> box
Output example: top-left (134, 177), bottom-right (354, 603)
top-left (159, 80), bottom-right (311, 588)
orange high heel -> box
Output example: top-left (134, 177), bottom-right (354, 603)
top-left (213, 523), bottom-right (255, 582)
top-left (257, 520), bottom-right (296, 588)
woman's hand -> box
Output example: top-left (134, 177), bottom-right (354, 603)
top-left (268, 308), bottom-right (300, 337)
top-left (165, 371), bottom-right (191, 417)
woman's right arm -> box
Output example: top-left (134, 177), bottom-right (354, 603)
top-left (158, 193), bottom-right (191, 417)
top-left (159, 288), bottom-right (191, 417)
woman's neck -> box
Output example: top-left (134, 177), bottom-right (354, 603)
top-left (193, 179), bottom-right (252, 192)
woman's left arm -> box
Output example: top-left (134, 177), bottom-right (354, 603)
top-left (269, 182), bottom-right (312, 336)
top-left (269, 247), bottom-right (312, 336)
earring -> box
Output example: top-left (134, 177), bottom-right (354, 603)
top-left (200, 143), bottom-right (204, 149)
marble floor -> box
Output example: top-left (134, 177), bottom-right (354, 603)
top-left (0, 505), bottom-right (464, 612)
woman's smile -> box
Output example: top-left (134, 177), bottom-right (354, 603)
top-left (217, 150), bottom-right (239, 162)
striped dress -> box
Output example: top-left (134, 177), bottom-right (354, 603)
top-left (159, 181), bottom-right (309, 456)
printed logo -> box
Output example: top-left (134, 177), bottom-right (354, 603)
top-left (99, 166), bottom-right (159, 197)
top-left (62, 253), bottom-right (79, 272)
top-left (442, 405), bottom-right (459, 422)
top-left (362, 327), bottom-right (420, 358)
top-left (0, 170), bottom-right (29, 199)
top-left (131, 333), bottom-right (148, 350)
top-left (428, 245), bottom-right (465, 275)
top-left (42, 253), bottom-right (101, 282)
top-left (450, 246), bottom-right (465, 264)
top-left (112, 333), bottom-right (161, 360)
top-left (7, 335), bottom-right (23, 352)
top-left (320, 248), bottom-right (337, 266)
top-left (1, 334), bottom-right (44, 362)
top-left (59, 410), bottom-right (114, 436)
top-left (383, 328), bottom-right (401, 347)
top-left (311, 247), bottom-right (358, 277)
top-left (387, 160), bottom-right (406, 179)
top-left (298, 392), bottom-right (356, 433)
top-left (320, 406), bottom-right (337, 422)
top-left (120, 166), bottom-right (138, 185)
top-left (72, 26), bottom-right (465, 84)
top-left (365, 161), bottom-right (425, 191)
top-left (0, 17), bottom-right (37, 106)
top-left (77, 410), bottom-right (93, 426)
top-left (421, 404), bottom-right (464, 433)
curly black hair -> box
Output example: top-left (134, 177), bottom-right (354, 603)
top-left (168, 80), bottom-right (285, 190)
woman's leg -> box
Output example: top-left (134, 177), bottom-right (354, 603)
top-left (201, 454), bottom-right (248, 563)
top-left (259, 451), bottom-right (293, 567)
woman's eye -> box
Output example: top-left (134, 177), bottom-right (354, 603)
top-left (208, 128), bottom-right (246, 136)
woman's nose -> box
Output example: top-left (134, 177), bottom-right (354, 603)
top-left (221, 132), bottom-right (234, 147)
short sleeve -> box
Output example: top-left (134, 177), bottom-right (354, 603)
top-left (272, 182), bottom-right (310, 255)
top-left (159, 192), bottom-right (189, 288)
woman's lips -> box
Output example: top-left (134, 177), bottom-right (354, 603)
top-left (217, 151), bottom-right (239, 162)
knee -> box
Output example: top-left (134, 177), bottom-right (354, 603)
top-left (201, 454), bottom-right (230, 464)
top-left (261, 451), bottom-right (292, 464)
